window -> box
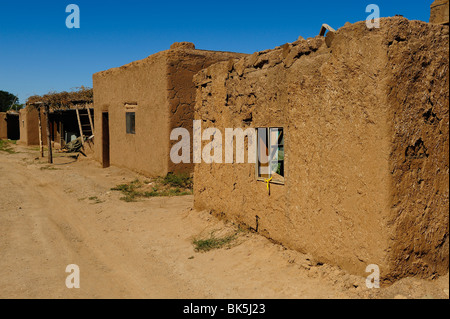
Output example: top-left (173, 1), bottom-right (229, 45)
top-left (126, 112), bottom-right (135, 134)
top-left (256, 127), bottom-right (284, 183)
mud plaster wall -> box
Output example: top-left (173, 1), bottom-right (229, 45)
top-left (93, 51), bottom-right (169, 176)
top-left (0, 113), bottom-right (7, 139)
top-left (386, 19), bottom-right (449, 279)
top-left (1, 113), bottom-right (20, 140)
top-left (94, 46), bottom-right (245, 177)
top-left (18, 107), bottom-right (47, 146)
top-left (167, 49), bottom-right (248, 173)
top-left (430, 0), bottom-right (449, 25)
top-left (193, 17), bottom-right (449, 280)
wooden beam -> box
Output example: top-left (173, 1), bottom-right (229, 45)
top-left (44, 104), bottom-right (53, 164)
top-left (60, 120), bottom-right (65, 148)
top-left (319, 24), bottom-right (335, 36)
top-left (86, 107), bottom-right (94, 135)
top-left (37, 108), bottom-right (44, 158)
top-left (75, 108), bottom-right (85, 145)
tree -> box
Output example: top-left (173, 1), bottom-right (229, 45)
top-left (0, 90), bottom-right (18, 112)
top-left (11, 103), bottom-right (24, 111)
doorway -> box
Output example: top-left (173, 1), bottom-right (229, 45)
top-left (102, 112), bottom-right (110, 168)
top-left (6, 114), bottom-right (20, 140)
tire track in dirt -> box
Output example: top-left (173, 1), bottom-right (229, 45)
top-left (1, 146), bottom-right (448, 299)
top-left (0, 153), bottom-right (203, 298)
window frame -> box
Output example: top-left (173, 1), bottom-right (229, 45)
top-left (255, 127), bottom-right (285, 185)
top-left (126, 111), bottom-right (136, 135)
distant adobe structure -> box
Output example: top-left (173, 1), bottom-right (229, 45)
top-left (18, 107), bottom-right (47, 146)
top-left (0, 111), bottom-right (20, 140)
top-left (0, 112), bottom-right (7, 139)
top-left (193, 17), bottom-right (449, 282)
top-left (21, 88), bottom-right (94, 148)
top-left (430, 0), bottom-right (449, 25)
top-left (93, 43), bottom-right (246, 176)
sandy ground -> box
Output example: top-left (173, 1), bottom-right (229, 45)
top-left (0, 143), bottom-right (448, 299)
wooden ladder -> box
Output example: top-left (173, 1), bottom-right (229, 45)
top-left (75, 108), bottom-right (94, 145)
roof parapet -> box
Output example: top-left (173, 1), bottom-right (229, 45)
top-left (170, 42), bottom-right (196, 50)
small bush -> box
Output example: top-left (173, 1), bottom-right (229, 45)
top-left (193, 232), bottom-right (238, 252)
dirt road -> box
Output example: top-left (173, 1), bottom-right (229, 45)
top-left (0, 143), bottom-right (448, 299)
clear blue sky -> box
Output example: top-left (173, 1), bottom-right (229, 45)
top-left (0, 0), bottom-right (432, 104)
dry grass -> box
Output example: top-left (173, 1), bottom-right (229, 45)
top-left (193, 232), bottom-right (239, 252)
top-left (111, 173), bottom-right (193, 202)
top-left (27, 87), bottom-right (93, 109)
top-left (0, 140), bottom-right (16, 154)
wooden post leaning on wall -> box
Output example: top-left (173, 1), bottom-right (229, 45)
top-left (87, 107), bottom-right (94, 135)
top-left (75, 108), bottom-right (85, 145)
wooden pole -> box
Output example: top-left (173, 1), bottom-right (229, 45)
top-left (87, 107), bottom-right (94, 134)
top-left (60, 120), bottom-right (65, 148)
top-left (37, 107), bottom-right (44, 158)
top-left (44, 104), bottom-right (53, 164)
top-left (75, 108), bottom-right (85, 145)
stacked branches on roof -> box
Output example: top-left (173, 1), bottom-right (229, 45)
top-left (26, 87), bottom-right (93, 109)
top-left (24, 87), bottom-right (94, 163)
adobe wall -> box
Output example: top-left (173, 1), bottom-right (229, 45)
top-left (386, 18), bottom-right (449, 279)
top-left (193, 17), bottom-right (449, 281)
top-left (18, 107), bottom-right (47, 146)
top-left (93, 44), bottom-right (245, 177)
top-left (166, 45), bottom-right (247, 173)
top-left (1, 112), bottom-right (20, 140)
top-left (430, 0), bottom-right (449, 25)
top-left (93, 51), bottom-right (170, 176)
top-left (0, 113), bottom-right (7, 139)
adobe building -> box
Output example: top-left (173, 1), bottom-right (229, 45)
top-left (18, 107), bottom-right (47, 146)
top-left (0, 112), bottom-right (7, 139)
top-left (0, 111), bottom-right (20, 140)
top-left (93, 42), bottom-right (246, 175)
top-left (19, 103), bottom-right (94, 150)
top-left (49, 106), bottom-right (95, 149)
top-left (193, 17), bottom-right (449, 281)
top-left (430, 0), bottom-right (449, 25)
